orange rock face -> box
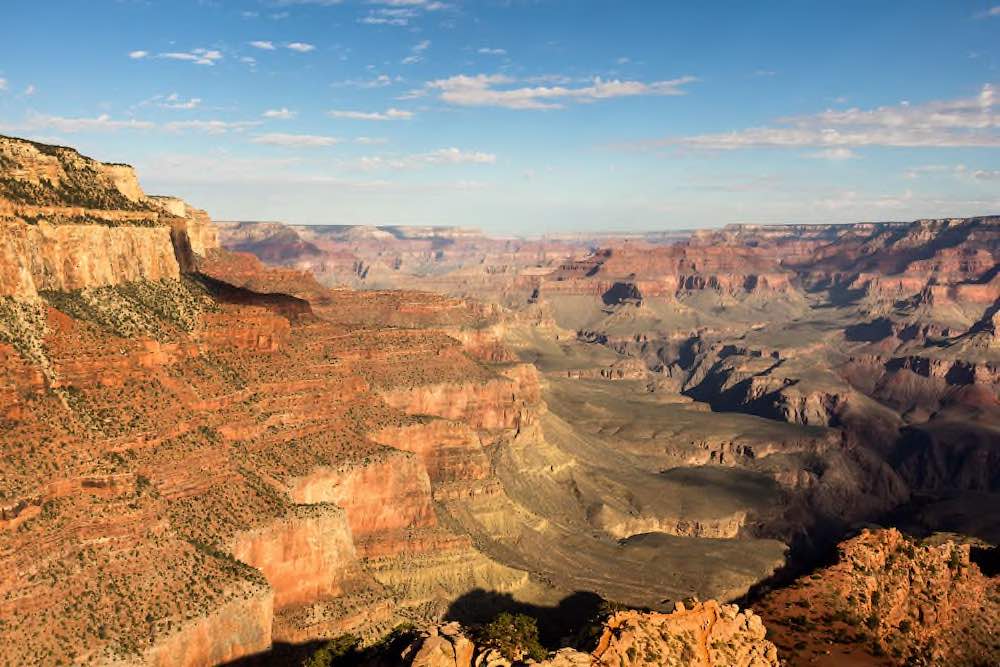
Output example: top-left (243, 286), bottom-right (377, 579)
top-left (591, 602), bottom-right (779, 667)
top-left (0, 218), bottom-right (182, 297)
top-left (231, 507), bottom-right (359, 607)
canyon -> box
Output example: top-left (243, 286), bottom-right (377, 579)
top-left (1, 134), bottom-right (998, 667)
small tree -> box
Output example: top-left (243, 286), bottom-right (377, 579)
top-left (477, 612), bottom-right (547, 662)
top-left (302, 634), bottom-right (360, 667)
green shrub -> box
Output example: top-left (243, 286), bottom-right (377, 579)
top-left (476, 612), bottom-right (547, 662)
top-left (301, 634), bottom-right (361, 667)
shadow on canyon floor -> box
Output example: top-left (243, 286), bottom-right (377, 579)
top-left (443, 588), bottom-right (607, 647)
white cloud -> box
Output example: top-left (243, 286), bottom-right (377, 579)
top-left (355, 136), bottom-right (389, 145)
top-left (668, 83), bottom-right (999, 150)
top-left (262, 108), bottom-right (297, 119)
top-left (401, 39), bottom-right (430, 64)
top-left (360, 0), bottom-right (451, 23)
top-left (159, 48), bottom-right (223, 66)
top-left (271, 0), bottom-right (343, 5)
top-left (375, 0), bottom-right (448, 6)
top-left (129, 50), bottom-right (149, 59)
top-left (806, 147), bottom-right (858, 160)
top-left (327, 107), bottom-right (414, 120)
top-left (161, 93), bottom-right (201, 110)
top-left (426, 73), bottom-right (698, 110)
top-left (904, 163), bottom-right (1000, 181)
top-left (286, 42), bottom-right (316, 53)
top-left (817, 189), bottom-right (917, 211)
top-left (250, 40), bottom-right (276, 50)
top-left (358, 147), bottom-right (496, 170)
top-left (4, 113), bottom-right (155, 133)
top-left (0, 78), bottom-right (6, 92)
top-left (138, 152), bottom-right (304, 185)
top-left (975, 5), bottom-right (1000, 18)
top-left (163, 119), bottom-right (261, 134)
top-left (360, 15), bottom-right (409, 26)
top-left (478, 47), bottom-right (507, 56)
top-left (252, 132), bottom-right (340, 147)
top-left (24, 84), bottom-right (36, 97)
top-left (333, 74), bottom-right (397, 88)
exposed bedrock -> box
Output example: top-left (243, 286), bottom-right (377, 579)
top-left (372, 419), bottom-right (493, 490)
top-left (755, 528), bottom-right (1000, 666)
top-left (140, 591), bottom-right (273, 667)
top-left (402, 601), bottom-right (779, 667)
top-left (379, 363), bottom-right (541, 433)
top-left (0, 219), bottom-right (181, 297)
top-left (230, 505), bottom-right (359, 608)
top-left (286, 451), bottom-right (437, 551)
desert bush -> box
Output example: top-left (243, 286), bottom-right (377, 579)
top-left (475, 612), bottom-right (547, 662)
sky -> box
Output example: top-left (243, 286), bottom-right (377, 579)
top-left (1, 1), bottom-right (998, 234)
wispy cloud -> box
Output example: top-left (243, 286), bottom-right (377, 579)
top-left (2, 113), bottom-right (155, 133)
top-left (401, 39), bottom-right (431, 64)
top-left (358, 147), bottom-right (496, 170)
top-left (359, 1), bottom-right (449, 26)
top-left (327, 107), bottom-right (414, 120)
top-left (163, 119), bottom-right (261, 133)
top-left (159, 48), bottom-right (224, 66)
top-left (478, 47), bottom-right (507, 56)
top-left (129, 48), bottom-right (222, 65)
top-left (249, 40), bottom-right (276, 50)
top-left (0, 78), bottom-right (6, 92)
top-left (332, 74), bottom-right (398, 88)
top-left (286, 42), bottom-right (316, 53)
top-left (262, 107), bottom-right (297, 119)
top-left (427, 73), bottom-right (698, 110)
top-left (252, 132), bottom-right (340, 147)
top-left (904, 163), bottom-right (1000, 181)
top-left (161, 93), bottom-right (201, 110)
top-left (659, 83), bottom-right (999, 150)
top-left (806, 147), bottom-right (858, 160)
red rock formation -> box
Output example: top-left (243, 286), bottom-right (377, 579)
top-left (756, 528), bottom-right (1000, 666)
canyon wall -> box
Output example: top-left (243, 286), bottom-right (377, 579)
top-left (0, 218), bottom-right (181, 297)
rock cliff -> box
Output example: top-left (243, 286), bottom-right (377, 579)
top-left (755, 528), bottom-right (1000, 666)
top-left (0, 135), bottom-right (219, 296)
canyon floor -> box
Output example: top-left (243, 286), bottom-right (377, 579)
top-left (1, 135), bottom-right (998, 666)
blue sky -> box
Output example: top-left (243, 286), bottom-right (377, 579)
top-left (1, 1), bottom-right (998, 233)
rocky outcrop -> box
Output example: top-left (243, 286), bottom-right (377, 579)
top-left (590, 602), bottom-right (779, 667)
top-left (756, 528), bottom-right (1000, 666)
top-left (152, 197), bottom-right (220, 257)
top-left (0, 135), bottom-right (222, 297)
top-left (0, 134), bottom-right (147, 209)
top-left (400, 602), bottom-right (779, 667)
